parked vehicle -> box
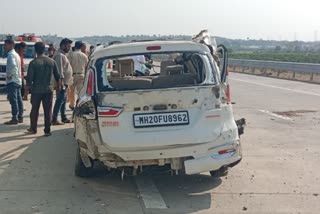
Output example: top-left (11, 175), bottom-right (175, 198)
top-left (73, 32), bottom-right (245, 178)
top-left (0, 34), bottom-right (48, 85)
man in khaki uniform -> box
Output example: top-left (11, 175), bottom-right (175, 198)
top-left (68, 41), bottom-right (88, 110)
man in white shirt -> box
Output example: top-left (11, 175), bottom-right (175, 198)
top-left (4, 39), bottom-right (24, 125)
top-left (68, 41), bottom-right (88, 110)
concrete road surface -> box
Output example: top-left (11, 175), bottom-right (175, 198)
top-left (0, 73), bottom-right (319, 214)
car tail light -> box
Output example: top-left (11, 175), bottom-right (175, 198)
top-left (86, 70), bottom-right (94, 96)
top-left (146, 46), bottom-right (161, 51)
top-left (98, 107), bottom-right (123, 117)
top-left (211, 147), bottom-right (236, 159)
top-left (218, 148), bottom-right (236, 155)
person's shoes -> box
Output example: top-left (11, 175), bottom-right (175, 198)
top-left (18, 119), bottom-right (23, 123)
top-left (69, 105), bottom-right (75, 111)
top-left (26, 128), bottom-right (37, 134)
top-left (44, 132), bottom-right (52, 137)
top-left (52, 121), bottom-right (65, 125)
top-left (4, 120), bottom-right (18, 125)
top-left (62, 119), bottom-right (71, 123)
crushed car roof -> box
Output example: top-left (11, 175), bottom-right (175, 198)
top-left (91, 40), bottom-right (210, 60)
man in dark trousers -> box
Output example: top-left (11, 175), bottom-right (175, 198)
top-left (4, 39), bottom-right (24, 125)
top-left (15, 42), bottom-right (28, 100)
top-left (52, 38), bottom-right (73, 125)
top-left (26, 42), bottom-right (60, 136)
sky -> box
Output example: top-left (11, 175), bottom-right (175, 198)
top-left (0, 0), bottom-right (320, 41)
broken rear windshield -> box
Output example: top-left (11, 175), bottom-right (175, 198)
top-left (95, 52), bottom-right (218, 92)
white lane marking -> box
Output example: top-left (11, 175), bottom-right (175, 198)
top-left (135, 176), bottom-right (167, 209)
top-left (259, 110), bottom-right (292, 121)
top-left (230, 78), bottom-right (320, 97)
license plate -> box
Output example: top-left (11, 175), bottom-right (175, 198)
top-left (133, 111), bottom-right (189, 128)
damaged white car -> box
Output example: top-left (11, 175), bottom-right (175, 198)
top-left (73, 33), bottom-right (245, 178)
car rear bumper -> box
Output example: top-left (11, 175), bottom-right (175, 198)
top-left (184, 142), bottom-right (242, 175)
top-left (184, 154), bottom-right (241, 175)
top-left (111, 139), bottom-right (242, 175)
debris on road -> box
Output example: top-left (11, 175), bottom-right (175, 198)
top-left (273, 110), bottom-right (317, 118)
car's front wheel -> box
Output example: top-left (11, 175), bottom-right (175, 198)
top-left (74, 145), bottom-right (93, 177)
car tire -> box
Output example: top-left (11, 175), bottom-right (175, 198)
top-left (210, 167), bottom-right (228, 177)
top-left (74, 145), bottom-right (93, 177)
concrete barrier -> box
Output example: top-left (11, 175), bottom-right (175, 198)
top-left (234, 66), bottom-right (242, 73)
top-left (253, 68), bottom-right (264, 75)
top-left (228, 59), bottom-right (320, 84)
top-left (313, 73), bottom-right (320, 83)
top-left (278, 71), bottom-right (295, 79)
top-left (294, 72), bottom-right (313, 82)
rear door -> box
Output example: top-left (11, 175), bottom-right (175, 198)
top-left (96, 87), bottom-right (224, 151)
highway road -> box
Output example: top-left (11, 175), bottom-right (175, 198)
top-left (0, 72), bottom-right (319, 214)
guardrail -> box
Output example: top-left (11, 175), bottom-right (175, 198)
top-left (228, 59), bottom-right (320, 84)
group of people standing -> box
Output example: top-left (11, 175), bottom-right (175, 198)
top-left (4, 38), bottom-right (89, 137)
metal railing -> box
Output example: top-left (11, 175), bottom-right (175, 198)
top-left (229, 59), bottom-right (320, 74)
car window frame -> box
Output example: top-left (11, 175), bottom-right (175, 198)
top-left (93, 51), bottom-right (218, 93)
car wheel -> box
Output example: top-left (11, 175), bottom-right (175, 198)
top-left (74, 145), bottom-right (93, 177)
top-left (210, 167), bottom-right (228, 177)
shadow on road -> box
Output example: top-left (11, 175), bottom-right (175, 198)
top-left (88, 165), bottom-right (221, 213)
top-left (146, 174), bottom-right (221, 214)
top-left (0, 126), bottom-right (222, 214)
top-left (83, 157), bottom-right (221, 213)
top-left (0, 127), bottom-right (143, 213)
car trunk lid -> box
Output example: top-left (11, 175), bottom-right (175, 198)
top-left (96, 86), bottom-right (226, 151)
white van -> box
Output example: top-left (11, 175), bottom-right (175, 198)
top-left (0, 41), bottom-right (49, 85)
top-left (73, 37), bottom-right (245, 178)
